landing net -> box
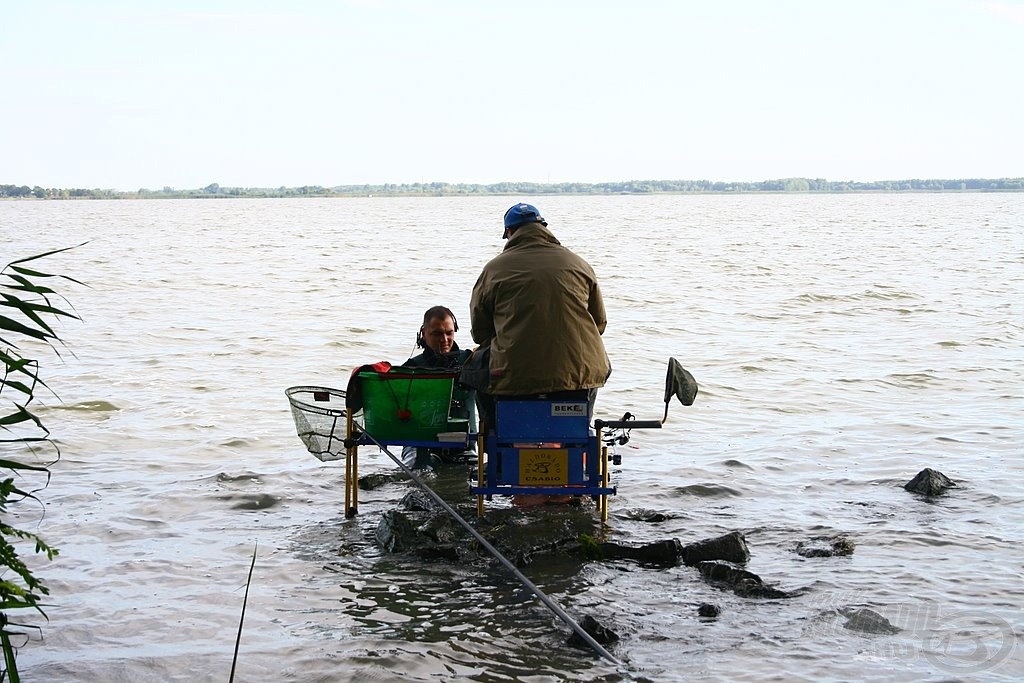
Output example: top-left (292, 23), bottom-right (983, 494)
top-left (285, 386), bottom-right (350, 461)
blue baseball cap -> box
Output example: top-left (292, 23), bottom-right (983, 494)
top-left (502, 203), bottom-right (547, 238)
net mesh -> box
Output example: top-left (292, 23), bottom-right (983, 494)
top-left (285, 386), bottom-right (350, 462)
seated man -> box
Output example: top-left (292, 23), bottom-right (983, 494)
top-left (469, 203), bottom-right (610, 429)
top-left (404, 305), bottom-right (471, 370)
top-left (401, 306), bottom-right (476, 469)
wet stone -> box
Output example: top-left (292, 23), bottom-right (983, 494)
top-left (697, 560), bottom-right (794, 599)
top-left (398, 489), bottom-right (441, 512)
top-left (697, 603), bottom-right (721, 618)
top-left (625, 508), bottom-right (671, 523)
top-left (584, 530), bottom-right (750, 568)
top-left (680, 531), bottom-right (750, 566)
top-left (598, 539), bottom-right (682, 567)
top-left (841, 607), bottom-right (901, 634)
top-left (374, 497), bottom-right (599, 566)
top-left (357, 471), bottom-right (410, 490)
top-left (795, 535), bottom-right (855, 558)
top-left (567, 615), bottom-right (620, 649)
top-left (374, 509), bottom-right (424, 553)
top-left (903, 468), bottom-right (956, 496)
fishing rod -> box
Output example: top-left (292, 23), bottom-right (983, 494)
top-left (355, 422), bottom-right (624, 667)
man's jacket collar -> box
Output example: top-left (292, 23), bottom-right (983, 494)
top-left (503, 223), bottom-right (561, 250)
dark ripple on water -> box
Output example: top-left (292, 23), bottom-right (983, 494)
top-left (673, 483), bottom-right (743, 498)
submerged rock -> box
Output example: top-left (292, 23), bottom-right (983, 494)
top-left (624, 508), bottom-right (671, 523)
top-left (904, 468), bottom-right (956, 495)
top-left (841, 607), bottom-right (901, 634)
top-left (697, 603), bottom-right (721, 618)
top-left (357, 471), bottom-right (410, 490)
top-left (795, 535), bottom-right (855, 558)
top-left (697, 560), bottom-right (794, 599)
top-left (567, 615), bottom-right (620, 650)
top-left (398, 489), bottom-right (440, 512)
top-left (374, 495), bottom-right (599, 566)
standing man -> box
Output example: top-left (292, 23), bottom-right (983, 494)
top-left (469, 203), bottom-right (610, 426)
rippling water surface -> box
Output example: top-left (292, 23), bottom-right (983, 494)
top-left (3, 193), bottom-right (1022, 681)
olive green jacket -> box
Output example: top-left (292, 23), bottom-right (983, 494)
top-left (469, 223), bottom-right (610, 395)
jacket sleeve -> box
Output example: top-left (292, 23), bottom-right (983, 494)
top-left (469, 271), bottom-right (495, 345)
top-left (589, 278), bottom-right (607, 335)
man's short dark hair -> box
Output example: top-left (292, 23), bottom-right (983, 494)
top-left (422, 305), bottom-right (458, 331)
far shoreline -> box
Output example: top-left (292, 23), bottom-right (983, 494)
top-left (3, 176), bottom-right (1023, 200)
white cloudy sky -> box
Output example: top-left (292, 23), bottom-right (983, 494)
top-left (2, 0), bottom-right (1022, 190)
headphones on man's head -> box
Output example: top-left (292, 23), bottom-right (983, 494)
top-left (416, 305), bottom-right (459, 349)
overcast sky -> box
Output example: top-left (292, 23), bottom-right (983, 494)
top-left (2, 0), bottom-right (1022, 190)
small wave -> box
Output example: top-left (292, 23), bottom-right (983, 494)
top-left (52, 400), bottom-right (120, 412)
top-left (675, 483), bottom-right (742, 497)
top-left (767, 404), bottom-right (830, 414)
top-left (976, 336), bottom-right (1014, 347)
top-left (722, 459), bottom-right (754, 470)
top-left (219, 437), bottom-right (257, 448)
top-left (881, 306), bottom-right (934, 314)
top-left (789, 292), bottom-right (844, 303)
top-left (327, 339), bottom-right (371, 347)
top-left (787, 287), bottom-right (917, 305)
top-left (859, 287), bottom-right (916, 301)
top-left (880, 372), bottom-right (940, 388)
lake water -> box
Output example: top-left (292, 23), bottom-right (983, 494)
top-left (3, 193), bottom-right (1022, 681)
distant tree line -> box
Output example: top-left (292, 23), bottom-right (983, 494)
top-left (3, 177), bottom-right (1023, 200)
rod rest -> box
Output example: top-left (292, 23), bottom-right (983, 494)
top-left (593, 419), bottom-right (662, 430)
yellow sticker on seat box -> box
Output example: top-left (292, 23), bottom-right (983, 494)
top-left (519, 449), bottom-right (569, 486)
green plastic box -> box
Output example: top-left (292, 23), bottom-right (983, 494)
top-left (359, 369), bottom-right (455, 441)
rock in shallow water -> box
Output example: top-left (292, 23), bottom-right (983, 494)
top-left (597, 539), bottom-right (682, 566)
top-left (374, 498), bottom-right (600, 565)
top-left (374, 509), bottom-right (422, 553)
top-left (795, 535), bottom-right (855, 558)
top-left (567, 615), bottom-right (620, 649)
top-left (680, 531), bottom-right (750, 566)
top-left (595, 530), bottom-right (750, 567)
top-left (841, 607), bottom-right (901, 634)
top-left (903, 468), bottom-right (956, 495)
top-left (358, 471), bottom-right (409, 490)
top-left (697, 560), bottom-right (795, 599)
top-left (697, 603), bottom-right (721, 618)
